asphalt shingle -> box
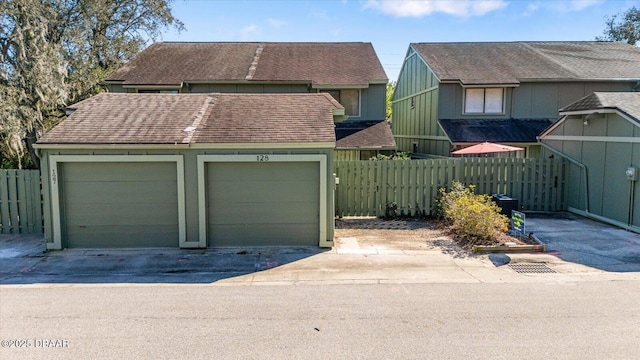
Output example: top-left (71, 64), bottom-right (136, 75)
top-left (412, 42), bottom-right (640, 85)
top-left (559, 92), bottom-right (640, 122)
top-left (438, 118), bottom-right (553, 144)
top-left (107, 42), bottom-right (388, 87)
top-left (37, 93), bottom-right (341, 145)
top-left (335, 121), bottom-right (396, 149)
top-left (194, 93), bottom-right (339, 144)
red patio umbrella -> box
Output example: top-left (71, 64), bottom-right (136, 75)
top-left (451, 142), bottom-right (524, 155)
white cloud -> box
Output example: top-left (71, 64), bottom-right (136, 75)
top-left (365, 0), bottom-right (509, 18)
top-left (523, 0), bottom-right (602, 14)
top-left (525, 2), bottom-right (539, 15)
top-left (311, 9), bottom-right (331, 21)
top-left (267, 18), bottom-right (286, 28)
top-left (566, 0), bottom-right (602, 11)
top-left (239, 24), bottom-right (261, 40)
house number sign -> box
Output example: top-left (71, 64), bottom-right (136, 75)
top-left (256, 155), bottom-right (270, 162)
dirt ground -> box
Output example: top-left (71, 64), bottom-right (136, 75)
top-left (335, 217), bottom-right (535, 256)
top-left (334, 218), bottom-right (468, 256)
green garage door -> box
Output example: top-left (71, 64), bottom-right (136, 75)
top-left (207, 162), bottom-right (319, 247)
top-left (62, 162), bottom-right (179, 248)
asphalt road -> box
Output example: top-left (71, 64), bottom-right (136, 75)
top-left (2, 281), bottom-right (639, 359)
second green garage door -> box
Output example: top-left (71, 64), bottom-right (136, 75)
top-left (61, 162), bottom-right (179, 248)
top-left (206, 162), bottom-right (320, 247)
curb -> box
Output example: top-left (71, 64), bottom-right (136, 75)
top-left (473, 233), bottom-right (546, 254)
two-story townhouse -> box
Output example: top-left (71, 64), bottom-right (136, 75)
top-left (105, 42), bottom-right (395, 159)
top-left (392, 42), bottom-right (640, 158)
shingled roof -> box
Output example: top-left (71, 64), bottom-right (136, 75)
top-left (438, 118), bottom-right (553, 144)
top-left (335, 120), bottom-right (396, 149)
top-left (106, 42), bottom-right (388, 87)
top-left (411, 42), bottom-right (640, 85)
top-left (559, 92), bottom-right (640, 122)
top-left (37, 93), bottom-right (340, 145)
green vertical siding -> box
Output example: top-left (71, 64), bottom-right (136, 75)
top-left (392, 47), bottom-right (637, 159)
top-left (541, 112), bottom-right (640, 229)
top-left (110, 82), bottom-right (385, 121)
top-left (360, 84), bottom-right (386, 121)
top-left (511, 82), bottom-right (635, 120)
top-left (392, 49), bottom-right (444, 155)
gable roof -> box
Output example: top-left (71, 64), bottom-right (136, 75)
top-left (559, 92), bottom-right (640, 122)
top-left (438, 118), bottom-right (553, 144)
top-left (37, 93), bottom-right (340, 145)
top-left (335, 120), bottom-right (396, 150)
top-left (106, 42), bottom-right (388, 87)
top-left (411, 42), bottom-right (640, 85)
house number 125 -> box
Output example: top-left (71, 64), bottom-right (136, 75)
top-left (256, 155), bottom-right (269, 162)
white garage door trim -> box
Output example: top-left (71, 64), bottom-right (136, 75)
top-left (197, 154), bottom-right (328, 247)
top-left (48, 155), bottom-right (187, 250)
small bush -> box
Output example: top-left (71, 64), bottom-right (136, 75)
top-left (370, 151), bottom-right (411, 161)
top-left (438, 181), bottom-right (508, 246)
top-left (384, 202), bottom-right (399, 219)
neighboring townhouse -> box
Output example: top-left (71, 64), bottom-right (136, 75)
top-left (105, 42), bottom-right (395, 159)
top-left (539, 92), bottom-right (640, 231)
top-left (392, 42), bottom-right (640, 158)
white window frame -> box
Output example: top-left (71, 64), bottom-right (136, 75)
top-left (463, 87), bottom-right (505, 115)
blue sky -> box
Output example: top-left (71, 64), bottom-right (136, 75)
top-left (163, 0), bottom-right (639, 81)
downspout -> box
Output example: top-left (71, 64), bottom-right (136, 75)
top-left (538, 140), bottom-right (589, 213)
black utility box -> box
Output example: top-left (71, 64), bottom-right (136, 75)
top-left (492, 194), bottom-right (519, 216)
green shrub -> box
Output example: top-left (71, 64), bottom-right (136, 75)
top-left (370, 151), bottom-right (411, 161)
top-left (437, 181), bottom-right (508, 245)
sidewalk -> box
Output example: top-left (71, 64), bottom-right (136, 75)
top-left (2, 220), bottom-right (639, 286)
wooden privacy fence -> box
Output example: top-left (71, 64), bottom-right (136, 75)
top-left (0, 169), bottom-right (43, 234)
top-left (334, 158), bottom-right (566, 217)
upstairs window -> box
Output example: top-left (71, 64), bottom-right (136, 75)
top-left (464, 88), bottom-right (503, 114)
top-left (322, 89), bottom-right (360, 117)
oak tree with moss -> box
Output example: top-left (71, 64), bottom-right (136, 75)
top-left (0, 0), bottom-right (184, 168)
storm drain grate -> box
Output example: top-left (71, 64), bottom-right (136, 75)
top-left (508, 263), bottom-right (556, 274)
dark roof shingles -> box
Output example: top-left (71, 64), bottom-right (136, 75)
top-left (252, 42), bottom-right (387, 85)
top-left (438, 118), bottom-right (553, 143)
top-left (412, 42), bottom-right (640, 84)
top-left (335, 120), bottom-right (396, 149)
top-left (107, 42), bottom-right (387, 86)
top-left (194, 93), bottom-right (338, 143)
top-left (38, 93), bottom-right (340, 145)
top-left (560, 92), bottom-right (640, 122)
top-left (109, 42), bottom-right (259, 86)
top-left (38, 94), bottom-right (213, 144)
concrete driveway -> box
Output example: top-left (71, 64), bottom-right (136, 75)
top-left (525, 212), bottom-right (640, 272)
top-left (1, 214), bottom-right (639, 285)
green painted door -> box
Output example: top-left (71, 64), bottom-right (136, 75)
top-left (207, 162), bottom-right (319, 246)
top-left (61, 162), bottom-right (179, 248)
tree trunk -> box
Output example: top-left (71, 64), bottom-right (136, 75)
top-left (25, 128), bottom-right (40, 169)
